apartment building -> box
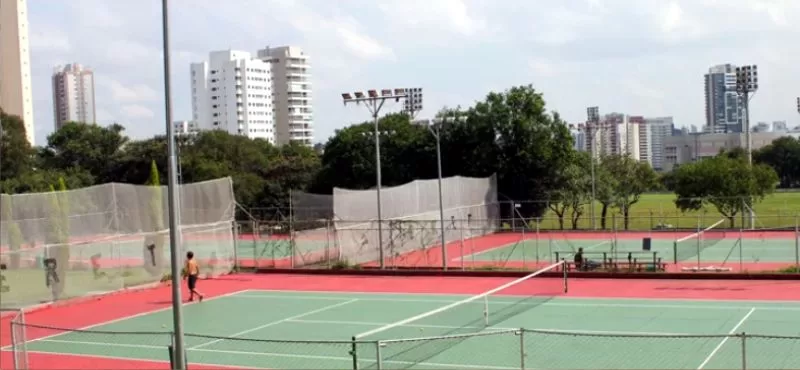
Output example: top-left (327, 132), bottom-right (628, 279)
top-left (173, 120), bottom-right (199, 136)
top-left (662, 132), bottom-right (799, 172)
top-left (0, 0), bottom-right (34, 145)
top-left (704, 64), bottom-right (742, 133)
top-left (52, 63), bottom-right (96, 130)
top-left (257, 46), bottom-right (314, 146)
top-left (191, 47), bottom-right (315, 146)
top-left (641, 117), bottom-right (675, 171)
top-left (191, 50), bottom-right (276, 142)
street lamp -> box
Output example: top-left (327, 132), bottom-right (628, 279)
top-left (417, 113), bottom-right (464, 271)
top-left (735, 65), bottom-right (758, 229)
top-left (796, 97), bottom-right (799, 116)
top-left (342, 89), bottom-right (407, 269)
top-left (403, 88), bottom-right (423, 119)
top-left (586, 106), bottom-right (600, 230)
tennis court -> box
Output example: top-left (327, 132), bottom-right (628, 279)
top-left (7, 266), bottom-right (800, 370)
top-left (457, 229), bottom-right (799, 272)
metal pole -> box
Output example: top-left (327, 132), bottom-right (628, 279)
top-left (373, 106), bottom-right (384, 269)
top-left (434, 127), bottom-right (447, 270)
top-left (741, 332), bottom-right (747, 370)
top-left (744, 91), bottom-right (754, 230)
top-left (161, 1), bottom-right (186, 369)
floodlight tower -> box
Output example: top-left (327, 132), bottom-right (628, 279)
top-left (342, 89), bottom-right (407, 269)
top-left (735, 65), bottom-right (758, 229)
top-left (586, 107), bottom-right (601, 230)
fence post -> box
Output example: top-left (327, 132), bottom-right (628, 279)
top-left (795, 215), bottom-right (799, 270)
top-left (519, 329), bottom-right (526, 370)
top-left (10, 317), bottom-right (18, 370)
top-left (350, 336), bottom-right (359, 370)
top-left (375, 341), bottom-right (383, 370)
top-left (740, 332), bottom-right (747, 370)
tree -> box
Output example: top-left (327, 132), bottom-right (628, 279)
top-left (547, 152), bottom-right (592, 230)
top-left (313, 113), bottom-right (432, 192)
top-left (38, 122), bottom-right (128, 183)
top-left (754, 136), bottom-right (800, 188)
top-left (603, 155), bottom-right (659, 230)
top-left (595, 157), bottom-right (619, 230)
top-left (667, 153), bottom-right (779, 227)
top-left (0, 111), bottom-right (34, 181)
top-left (440, 86), bottom-right (574, 218)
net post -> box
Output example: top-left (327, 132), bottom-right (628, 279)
top-left (375, 341), bottom-right (383, 370)
top-left (562, 260), bottom-right (568, 293)
top-left (673, 240), bottom-right (678, 265)
top-left (518, 329), bottom-right (526, 370)
top-left (459, 217), bottom-right (465, 271)
top-left (232, 221), bottom-right (239, 273)
top-left (740, 332), bottom-right (747, 370)
top-left (350, 336), bottom-right (359, 370)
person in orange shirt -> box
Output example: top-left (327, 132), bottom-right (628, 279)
top-left (184, 251), bottom-right (204, 302)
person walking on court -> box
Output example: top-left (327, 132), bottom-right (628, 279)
top-left (184, 251), bottom-right (204, 302)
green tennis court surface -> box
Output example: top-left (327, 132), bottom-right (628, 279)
top-left (462, 237), bottom-right (799, 264)
top-left (21, 290), bottom-right (800, 369)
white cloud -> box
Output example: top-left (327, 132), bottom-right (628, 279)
top-left (105, 80), bottom-right (160, 103)
top-left (30, 29), bottom-right (71, 53)
top-left (335, 26), bottom-right (395, 61)
top-left (121, 104), bottom-right (156, 119)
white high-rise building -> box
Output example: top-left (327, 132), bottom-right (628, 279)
top-left (191, 50), bottom-right (275, 142)
top-left (1, 0), bottom-right (35, 145)
top-left (52, 63), bottom-right (96, 130)
top-left (641, 117), bottom-right (674, 171)
top-left (257, 46), bottom-right (314, 146)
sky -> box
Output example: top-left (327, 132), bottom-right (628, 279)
top-left (25, 0), bottom-right (800, 146)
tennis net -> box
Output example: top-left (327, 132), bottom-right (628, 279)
top-left (673, 219), bottom-right (726, 264)
top-left (352, 260), bottom-right (568, 369)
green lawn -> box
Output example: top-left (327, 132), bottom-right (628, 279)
top-left (537, 191), bottom-right (800, 231)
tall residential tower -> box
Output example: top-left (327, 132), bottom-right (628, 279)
top-left (52, 63), bottom-right (97, 130)
top-left (0, 0), bottom-right (35, 145)
top-left (704, 64), bottom-right (742, 133)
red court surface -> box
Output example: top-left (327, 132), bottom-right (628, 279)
top-left (2, 272), bottom-right (799, 370)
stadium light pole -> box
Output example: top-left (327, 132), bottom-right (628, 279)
top-left (586, 107), bottom-right (600, 230)
top-left (419, 115), bottom-right (457, 271)
top-left (161, 1), bottom-right (186, 369)
top-left (735, 65), bottom-right (758, 229)
top-left (342, 89), bottom-right (407, 269)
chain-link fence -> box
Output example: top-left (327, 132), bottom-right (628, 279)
top-left (236, 214), bottom-right (799, 273)
top-left (7, 322), bottom-right (800, 370)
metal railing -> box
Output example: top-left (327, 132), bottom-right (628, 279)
top-left (8, 322), bottom-right (800, 369)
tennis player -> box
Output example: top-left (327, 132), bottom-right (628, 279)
top-left (184, 251), bottom-right (204, 302)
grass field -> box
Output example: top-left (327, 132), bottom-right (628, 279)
top-left (537, 192), bottom-right (800, 231)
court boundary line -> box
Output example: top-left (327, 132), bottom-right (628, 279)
top-left (696, 307), bottom-right (756, 369)
top-left (17, 338), bottom-right (517, 370)
top-left (241, 288), bottom-right (800, 307)
top-left (0, 289), bottom-right (250, 351)
top-left (4, 348), bottom-right (266, 370)
top-left (188, 298), bottom-right (360, 350)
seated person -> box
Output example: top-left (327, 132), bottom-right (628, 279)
top-left (573, 248), bottom-right (585, 270)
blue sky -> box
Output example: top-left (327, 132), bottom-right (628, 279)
top-left (26, 0), bottom-right (800, 146)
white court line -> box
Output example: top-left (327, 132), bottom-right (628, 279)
top-left (188, 298), bottom-right (359, 350)
top-left (10, 346), bottom-right (265, 369)
top-left (696, 307), bottom-right (756, 369)
top-left (231, 293), bottom-right (800, 312)
top-left (245, 288), bottom-right (800, 306)
top-left (287, 318), bottom-right (692, 336)
top-left (0, 289), bottom-right (249, 351)
top-left (28, 338), bottom-right (516, 370)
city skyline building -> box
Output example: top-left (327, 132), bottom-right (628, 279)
top-left (52, 63), bottom-right (96, 130)
top-left (0, 0), bottom-right (35, 145)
